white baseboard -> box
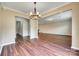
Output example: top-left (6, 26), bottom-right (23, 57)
top-left (39, 32), bottom-right (72, 36)
top-left (30, 36), bottom-right (38, 39)
top-left (23, 35), bottom-right (29, 37)
top-left (71, 46), bottom-right (79, 50)
top-left (0, 41), bottom-right (15, 55)
top-left (1, 41), bottom-right (15, 47)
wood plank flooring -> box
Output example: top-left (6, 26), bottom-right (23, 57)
top-left (1, 33), bottom-right (79, 56)
top-left (39, 33), bottom-right (72, 49)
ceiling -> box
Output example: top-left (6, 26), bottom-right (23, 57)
top-left (2, 2), bottom-right (67, 13)
top-left (1, 2), bottom-right (72, 24)
top-left (38, 10), bottom-right (72, 24)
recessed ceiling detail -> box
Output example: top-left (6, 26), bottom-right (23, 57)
top-left (38, 10), bottom-right (72, 24)
top-left (2, 2), bottom-right (67, 13)
top-left (1, 2), bottom-right (71, 24)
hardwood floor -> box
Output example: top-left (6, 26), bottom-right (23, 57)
top-left (39, 33), bottom-right (72, 49)
top-left (1, 33), bottom-right (79, 56)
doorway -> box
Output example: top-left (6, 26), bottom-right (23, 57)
top-left (16, 16), bottom-right (30, 39)
top-left (16, 21), bottom-right (23, 36)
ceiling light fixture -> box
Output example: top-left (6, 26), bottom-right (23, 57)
top-left (29, 2), bottom-right (41, 20)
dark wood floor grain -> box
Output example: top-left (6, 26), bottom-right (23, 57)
top-left (1, 33), bottom-right (79, 56)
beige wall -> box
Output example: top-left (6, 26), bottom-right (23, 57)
top-left (0, 7), bottom-right (27, 53)
top-left (1, 8), bottom-right (27, 45)
top-left (0, 6), bottom-right (39, 54)
top-left (72, 4), bottom-right (79, 49)
top-left (0, 4), bottom-right (2, 53)
top-left (39, 20), bottom-right (72, 36)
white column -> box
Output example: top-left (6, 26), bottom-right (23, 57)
top-left (0, 4), bottom-right (2, 54)
top-left (30, 19), bottom-right (38, 39)
top-left (71, 3), bottom-right (79, 50)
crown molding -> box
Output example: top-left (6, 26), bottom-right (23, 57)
top-left (1, 2), bottom-right (72, 19)
top-left (2, 6), bottom-right (28, 16)
top-left (41, 2), bottom-right (72, 18)
top-left (2, 6), bottom-right (30, 19)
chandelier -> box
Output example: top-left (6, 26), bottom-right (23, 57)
top-left (29, 2), bottom-right (41, 20)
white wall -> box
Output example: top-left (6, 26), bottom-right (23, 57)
top-left (30, 19), bottom-right (38, 39)
top-left (39, 20), bottom-right (72, 36)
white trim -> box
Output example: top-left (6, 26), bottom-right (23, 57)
top-left (1, 41), bottom-right (15, 47)
top-left (71, 46), bottom-right (79, 50)
top-left (2, 3), bottom-right (71, 17)
top-left (1, 3), bottom-right (71, 19)
top-left (39, 32), bottom-right (72, 36)
top-left (23, 35), bottom-right (29, 37)
top-left (0, 41), bottom-right (15, 55)
top-left (41, 2), bottom-right (72, 17)
top-left (2, 6), bottom-right (28, 16)
top-left (42, 2), bottom-right (71, 14)
top-left (30, 36), bottom-right (38, 39)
